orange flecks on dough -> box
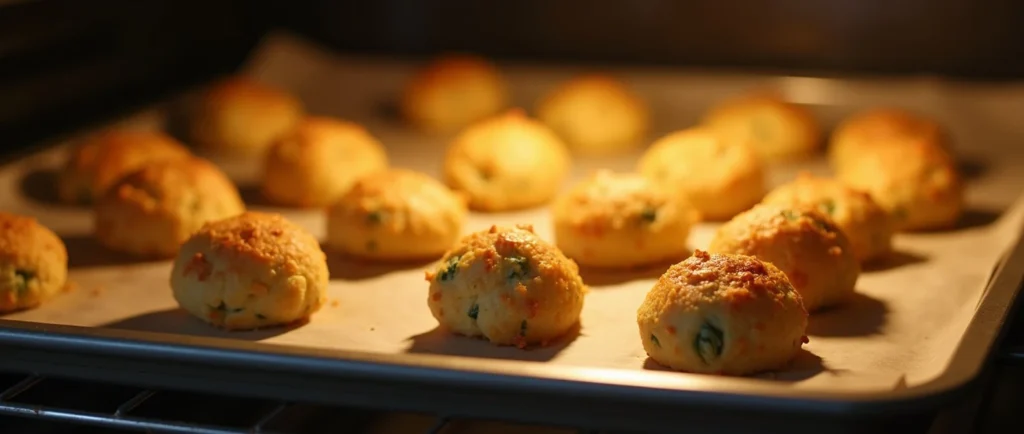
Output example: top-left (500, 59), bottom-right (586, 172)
top-left (828, 246), bottom-right (842, 256)
top-left (526, 299), bottom-right (540, 318)
top-left (183, 252), bottom-right (212, 281)
top-left (424, 270), bottom-right (437, 281)
top-left (513, 335), bottom-right (528, 349)
top-left (488, 225), bottom-right (499, 234)
top-left (438, 307), bottom-right (445, 317)
top-left (801, 335), bottom-right (810, 344)
top-left (482, 249), bottom-right (498, 271)
top-left (431, 292), bottom-right (442, 301)
top-left (514, 283), bottom-right (528, 295)
top-left (666, 325), bottom-right (676, 335)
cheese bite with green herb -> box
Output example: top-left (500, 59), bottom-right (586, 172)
top-left (536, 74), bottom-right (650, 155)
top-left (762, 173), bottom-right (893, 263)
top-left (708, 204), bottom-right (860, 312)
top-left (0, 213), bottom-right (68, 313)
top-left (171, 212), bottom-right (328, 330)
top-left (552, 170), bottom-right (698, 268)
top-left (702, 92), bottom-right (820, 162)
top-left (425, 224), bottom-right (586, 348)
top-left (637, 250), bottom-right (808, 375)
top-left (326, 169), bottom-right (467, 261)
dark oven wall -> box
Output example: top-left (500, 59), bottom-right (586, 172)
top-left (2, 0), bottom-right (1023, 154)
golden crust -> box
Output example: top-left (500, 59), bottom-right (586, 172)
top-left (829, 107), bottom-right (946, 170)
top-left (400, 55), bottom-right (509, 133)
top-left (536, 74), bottom-right (650, 155)
top-left (189, 212), bottom-right (321, 267)
top-left (190, 76), bottom-right (304, 155)
top-left (702, 92), bottom-right (820, 162)
top-left (0, 212), bottom-right (68, 312)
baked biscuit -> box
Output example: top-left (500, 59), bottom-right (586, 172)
top-left (708, 204), bottom-right (860, 312)
top-left (536, 74), bottom-right (650, 155)
top-left (190, 76), bottom-right (303, 155)
top-left (425, 224), bottom-right (586, 348)
top-left (0, 213), bottom-right (68, 313)
top-left (702, 93), bottom-right (820, 162)
top-left (400, 55), bottom-right (509, 133)
top-left (637, 250), bottom-right (808, 375)
top-left (327, 169), bottom-right (467, 261)
top-left (443, 110), bottom-right (571, 211)
top-left (762, 173), bottom-right (893, 263)
top-left (552, 170), bottom-right (698, 268)
top-left (637, 126), bottom-right (765, 221)
top-left (828, 107), bottom-right (945, 170)
top-left (262, 116), bottom-right (388, 207)
top-left (95, 157), bottom-right (245, 258)
top-left (170, 212), bottom-right (328, 330)
top-left (58, 129), bottom-right (191, 205)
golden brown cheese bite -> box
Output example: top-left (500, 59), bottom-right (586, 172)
top-left (536, 74), bottom-right (650, 155)
top-left (327, 169), bottom-right (467, 261)
top-left (552, 170), bottom-right (698, 268)
top-left (425, 225), bottom-right (587, 348)
top-left (828, 107), bottom-right (945, 171)
top-left (637, 126), bottom-right (765, 221)
top-left (95, 157), bottom-right (246, 258)
top-left (0, 213), bottom-right (67, 313)
top-left (190, 76), bottom-right (304, 155)
top-left (58, 129), bottom-right (192, 205)
top-left (170, 212), bottom-right (328, 330)
top-left (708, 204), bottom-right (860, 312)
top-left (702, 93), bottom-right (820, 162)
top-left (637, 250), bottom-right (808, 375)
top-left (261, 116), bottom-right (389, 208)
top-left (443, 110), bottom-right (572, 212)
top-left (400, 55), bottom-right (509, 133)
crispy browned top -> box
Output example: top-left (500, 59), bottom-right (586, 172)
top-left (0, 212), bottom-right (66, 261)
top-left (193, 212), bottom-right (322, 267)
top-left (104, 157), bottom-right (240, 210)
top-left (662, 249), bottom-right (793, 296)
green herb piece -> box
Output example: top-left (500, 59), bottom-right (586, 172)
top-left (819, 199), bottom-right (836, 216)
top-left (808, 216), bottom-right (833, 233)
top-left (437, 256), bottom-right (461, 282)
top-left (650, 334), bottom-right (661, 348)
top-left (467, 304), bottom-right (479, 320)
top-left (519, 320), bottom-right (528, 336)
top-left (366, 210), bottom-right (384, 225)
top-left (506, 256), bottom-right (529, 282)
top-left (256, 313), bottom-right (267, 320)
top-left (639, 207), bottom-right (658, 224)
top-left (13, 269), bottom-right (34, 294)
top-left (231, 307), bottom-right (245, 313)
top-left (212, 301), bottom-right (227, 311)
top-left (693, 322), bottom-right (724, 364)
top-left (781, 209), bottom-right (800, 221)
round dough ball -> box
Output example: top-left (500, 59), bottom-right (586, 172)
top-left (425, 224), bottom-right (586, 348)
top-left (708, 204), bottom-right (860, 312)
top-left (170, 212), bottom-right (328, 330)
top-left (262, 116), bottom-right (389, 207)
top-left (0, 213), bottom-right (68, 313)
top-left (637, 250), bottom-right (808, 375)
top-left (836, 138), bottom-right (963, 231)
top-left (536, 75), bottom-right (649, 155)
top-left (828, 107), bottom-right (945, 171)
top-left (327, 169), bottom-right (467, 261)
top-left (400, 55), bottom-right (509, 133)
top-left (443, 110), bottom-right (571, 211)
top-left (762, 173), bottom-right (893, 263)
top-left (95, 157), bottom-right (246, 258)
top-left (190, 76), bottom-right (304, 155)
top-left (58, 129), bottom-right (191, 205)
top-left (637, 126), bottom-right (765, 221)
top-left (552, 170), bottom-right (699, 268)
top-left (702, 93), bottom-right (820, 162)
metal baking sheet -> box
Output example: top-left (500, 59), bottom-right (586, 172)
top-left (1, 32), bottom-right (1023, 418)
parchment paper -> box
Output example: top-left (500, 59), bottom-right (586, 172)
top-left (2, 32), bottom-right (1024, 393)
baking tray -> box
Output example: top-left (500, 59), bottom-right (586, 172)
top-left (1, 32), bottom-right (1024, 432)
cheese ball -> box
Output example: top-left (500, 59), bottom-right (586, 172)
top-left (708, 204), bottom-right (860, 312)
top-left (400, 55), bottom-right (509, 133)
top-left (0, 213), bottom-right (68, 313)
top-left (828, 107), bottom-right (945, 171)
top-left (170, 212), bottom-right (328, 330)
top-left (95, 157), bottom-right (246, 258)
top-left (836, 138), bottom-right (963, 231)
top-left (702, 93), bottom-right (820, 162)
top-left (58, 129), bottom-right (192, 205)
top-left (637, 127), bottom-right (765, 221)
top-left (190, 76), bottom-right (304, 155)
top-left (261, 116), bottom-right (389, 208)
top-left (536, 75), bottom-right (650, 155)
top-left (552, 170), bottom-right (699, 268)
top-left (326, 169), bottom-right (467, 261)
top-left (425, 224), bottom-right (587, 348)
top-left (443, 110), bottom-right (571, 212)
top-left (762, 173), bottom-right (893, 263)
top-left (637, 250), bottom-right (808, 375)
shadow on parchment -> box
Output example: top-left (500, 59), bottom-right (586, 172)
top-left (237, 183), bottom-right (279, 208)
top-left (576, 253), bottom-right (689, 287)
top-left (404, 322), bottom-right (580, 363)
top-left (323, 245), bottom-right (438, 281)
top-left (862, 249), bottom-right (929, 272)
top-left (62, 235), bottom-right (165, 269)
top-left (102, 307), bottom-right (302, 341)
top-left (952, 208), bottom-right (1003, 231)
top-left (958, 157), bottom-right (989, 181)
top-left (807, 292), bottom-right (889, 338)
top-left (641, 349), bottom-right (827, 382)
top-left (18, 168), bottom-right (70, 207)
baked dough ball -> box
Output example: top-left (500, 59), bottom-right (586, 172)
top-left (326, 169), bottom-right (467, 261)
top-left (552, 170), bottom-right (699, 268)
top-left (637, 250), bottom-right (808, 375)
top-left (708, 204), bottom-right (859, 312)
top-left (95, 157), bottom-right (246, 258)
top-left (425, 224), bottom-right (586, 348)
top-left (828, 107), bottom-right (945, 171)
top-left (0, 213), bottom-right (67, 313)
top-left (262, 116), bottom-right (389, 207)
top-left (400, 55), bottom-right (509, 133)
top-left (190, 76), bottom-right (304, 155)
top-left (762, 173), bottom-right (893, 263)
top-left (170, 212), bottom-right (328, 330)
top-left (58, 129), bottom-right (191, 204)
top-left (836, 139), bottom-right (963, 231)
top-left (536, 75), bottom-right (650, 155)
top-left (702, 93), bottom-right (820, 162)
top-left (443, 110), bottom-right (571, 211)
top-left (637, 127), bottom-right (765, 221)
